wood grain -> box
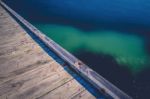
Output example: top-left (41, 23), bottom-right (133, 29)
top-left (0, 4), bottom-right (95, 99)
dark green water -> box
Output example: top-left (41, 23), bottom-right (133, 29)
top-left (4, 0), bottom-right (150, 98)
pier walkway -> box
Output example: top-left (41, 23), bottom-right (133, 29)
top-left (0, 5), bottom-right (96, 99)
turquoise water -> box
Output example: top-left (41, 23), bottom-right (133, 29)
top-left (4, 0), bottom-right (150, 98)
top-left (35, 24), bottom-right (150, 74)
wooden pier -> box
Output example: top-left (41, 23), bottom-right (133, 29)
top-left (0, 5), bottom-right (96, 99)
top-left (0, 0), bottom-right (133, 99)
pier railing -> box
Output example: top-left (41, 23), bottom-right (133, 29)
top-left (0, 1), bottom-right (132, 99)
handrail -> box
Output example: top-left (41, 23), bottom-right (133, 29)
top-left (0, 1), bottom-right (132, 99)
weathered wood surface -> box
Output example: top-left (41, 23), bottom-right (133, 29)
top-left (0, 5), bottom-right (95, 99)
top-left (0, 1), bottom-right (133, 99)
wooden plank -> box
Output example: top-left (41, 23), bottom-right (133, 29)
top-left (0, 59), bottom-right (52, 84)
top-left (37, 79), bottom-right (85, 99)
top-left (0, 49), bottom-right (52, 75)
top-left (7, 70), bottom-right (73, 99)
top-left (71, 90), bottom-right (96, 99)
top-left (0, 62), bottom-right (66, 98)
top-left (0, 4), bottom-right (54, 78)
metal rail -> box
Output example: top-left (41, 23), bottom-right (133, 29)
top-left (0, 1), bottom-right (132, 99)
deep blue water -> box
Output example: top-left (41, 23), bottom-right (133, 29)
top-left (3, 0), bottom-right (150, 98)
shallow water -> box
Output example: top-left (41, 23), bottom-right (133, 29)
top-left (35, 24), bottom-right (150, 74)
top-left (4, 0), bottom-right (150, 98)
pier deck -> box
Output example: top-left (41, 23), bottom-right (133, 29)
top-left (0, 5), bottom-right (95, 99)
